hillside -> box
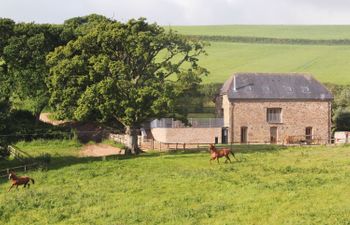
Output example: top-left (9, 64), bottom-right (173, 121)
top-left (170, 25), bottom-right (350, 40)
top-left (168, 25), bottom-right (350, 84)
top-left (1, 142), bottom-right (350, 224)
top-left (200, 42), bottom-right (350, 84)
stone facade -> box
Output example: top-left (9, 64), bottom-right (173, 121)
top-left (221, 96), bottom-right (332, 144)
top-left (151, 127), bottom-right (222, 144)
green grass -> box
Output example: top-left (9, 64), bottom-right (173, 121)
top-left (0, 140), bottom-right (82, 171)
top-left (170, 25), bottom-right (350, 40)
top-left (199, 42), bottom-right (350, 84)
top-left (1, 141), bottom-right (350, 224)
top-left (14, 139), bottom-right (82, 158)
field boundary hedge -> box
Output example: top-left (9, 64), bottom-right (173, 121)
top-left (188, 35), bottom-right (350, 45)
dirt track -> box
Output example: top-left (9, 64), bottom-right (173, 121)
top-left (80, 144), bottom-right (122, 157)
top-left (39, 113), bottom-right (67, 125)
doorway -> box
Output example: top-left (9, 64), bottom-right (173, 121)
top-left (270, 127), bottom-right (278, 144)
top-left (240, 127), bottom-right (248, 143)
top-left (221, 127), bottom-right (228, 144)
top-left (305, 127), bottom-right (312, 144)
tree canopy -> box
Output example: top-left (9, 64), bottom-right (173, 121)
top-left (47, 17), bottom-right (208, 153)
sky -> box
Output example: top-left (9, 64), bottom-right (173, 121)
top-left (1, 0), bottom-right (350, 25)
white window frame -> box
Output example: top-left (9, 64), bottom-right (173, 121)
top-left (267, 108), bottom-right (282, 123)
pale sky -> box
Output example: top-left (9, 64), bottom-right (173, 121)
top-left (1, 0), bottom-right (350, 25)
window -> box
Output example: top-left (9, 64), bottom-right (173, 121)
top-left (267, 108), bottom-right (282, 123)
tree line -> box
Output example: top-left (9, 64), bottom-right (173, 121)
top-left (0, 14), bottom-right (208, 153)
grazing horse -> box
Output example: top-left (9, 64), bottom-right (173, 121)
top-left (209, 144), bottom-right (237, 164)
top-left (8, 172), bottom-right (35, 192)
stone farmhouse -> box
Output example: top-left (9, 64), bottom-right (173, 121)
top-left (216, 73), bottom-right (333, 144)
top-left (143, 72), bottom-right (333, 146)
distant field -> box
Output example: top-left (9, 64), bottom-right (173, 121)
top-left (1, 142), bottom-right (350, 224)
top-left (165, 25), bottom-right (350, 84)
top-left (198, 42), bottom-right (350, 84)
top-left (170, 25), bottom-right (350, 40)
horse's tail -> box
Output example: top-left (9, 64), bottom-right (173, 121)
top-left (30, 178), bottom-right (35, 184)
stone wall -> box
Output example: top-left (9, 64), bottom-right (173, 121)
top-left (228, 100), bottom-right (331, 144)
top-left (151, 127), bottom-right (222, 144)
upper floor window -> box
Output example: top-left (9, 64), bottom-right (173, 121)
top-left (267, 108), bottom-right (282, 123)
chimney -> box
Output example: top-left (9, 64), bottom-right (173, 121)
top-left (233, 75), bottom-right (237, 92)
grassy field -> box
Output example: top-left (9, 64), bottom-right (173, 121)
top-left (165, 25), bottom-right (350, 84)
top-left (170, 25), bottom-right (350, 40)
top-left (200, 42), bottom-right (350, 84)
top-left (1, 141), bottom-right (350, 224)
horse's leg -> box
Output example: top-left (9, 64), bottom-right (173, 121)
top-left (8, 184), bottom-right (14, 192)
top-left (27, 183), bottom-right (30, 188)
top-left (231, 151), bottom-right (239, 161)
top-left (217, 158), bottom-right (220, 164)
top-left (16, 185), bottom-right (19, 190)
top-left (226, 155), bottom-right (232, 163)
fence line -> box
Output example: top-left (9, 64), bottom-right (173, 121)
top-left (0, 145), bottom-right (41, 179)
top-left (0, 163), bottom-right (40, 178)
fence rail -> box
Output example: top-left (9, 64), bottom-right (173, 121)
top-left (0, 145), bottom-right (40, 179)
top-left (0, 163), bottom-right (39, 178)
top-left (8, 145), bottom-right (35, 162)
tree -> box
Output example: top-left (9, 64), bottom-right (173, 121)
top-left (47, 16), bottom-right (207, 154)
top-left (1, 22), bottom-right (68, 120)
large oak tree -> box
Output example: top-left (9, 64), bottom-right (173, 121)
top-left (47, 17), bottom-right (207, 154)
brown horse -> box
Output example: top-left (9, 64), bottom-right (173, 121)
top-left (209, 144), bottom-right (237, 164)
top-left (8, 172), bottom-right (35, 192)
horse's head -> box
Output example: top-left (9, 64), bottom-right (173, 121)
top-left (8, 172), bottom-right (16, 180)
top-left (209, 144), bottom-right (216, 152)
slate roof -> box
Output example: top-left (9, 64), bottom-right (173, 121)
top-left (220, 73), bottom-right (333, 101)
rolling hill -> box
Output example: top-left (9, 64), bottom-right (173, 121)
top-left (168, 25), bottom-right (350, 84)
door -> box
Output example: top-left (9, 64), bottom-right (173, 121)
top-left (305, 127), bottom-right (312, 144)
top-left (270, 127), bottom-right (278, 144)
top-left (221, 127), bottom-right (228, 144)
top-left (241, 127), bottom-right (248, 143)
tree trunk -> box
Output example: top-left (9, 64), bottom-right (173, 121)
top-left (125, 125), bottom-right (140, 154)
top-left (34, 103), bottom-right (46, 125)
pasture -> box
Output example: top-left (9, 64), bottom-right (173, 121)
top-left (165, 25), bottom-right (350, 84)
top-left (171, 25), bottom-right (350, 40)
top-left (200, 42), bottom-right (350, 84)
top-left (1, 141), bottom-right (350, 225)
